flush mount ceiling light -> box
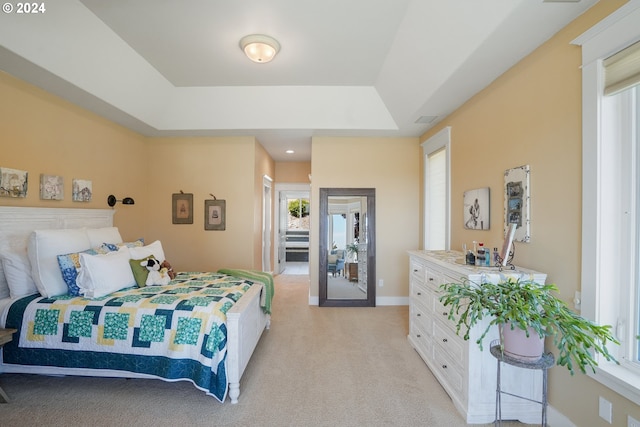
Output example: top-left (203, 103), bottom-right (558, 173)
top-left (239, 34), bottom-right (280, 63)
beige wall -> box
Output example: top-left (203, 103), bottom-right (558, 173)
top-left (0, 71), bottom-right (273, 273)
top-left (0, 71), bottom-right (147, 240)
top-left (275, 161), bottom-right (311, 183)
top-left (310, 136), bottom-right (420, 302)
top-left (420, 1), bottom-right (639, 424)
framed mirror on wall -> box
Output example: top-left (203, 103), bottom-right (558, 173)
top-left (319, 188), bottom-right (375, 307)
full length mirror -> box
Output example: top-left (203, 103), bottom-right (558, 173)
top-left (319, 188), bottom-right (375, 307)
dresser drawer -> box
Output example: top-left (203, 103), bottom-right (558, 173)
top-left (432, 349), bottom-right (465, 400)
top-left (410, 258), bottom-right (427, 284)
top-left (411, 281), bottom-right (433, 311)
top-left (409, 307), bottom-right (432, 359)
top-left (432, 320), bottom-right (465, 364)
top-left (425, 269), bottom-right (441, 291)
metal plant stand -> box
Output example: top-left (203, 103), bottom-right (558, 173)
top-left (490, 341), bottom-right (555, 427)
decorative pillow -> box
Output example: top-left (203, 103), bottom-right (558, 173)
top-left (86, 227), bottom-right (123, 248)
top-left (102, 238), bottom-right (144, 252)
top-left (28, 228), bottom-right (91, 298)
top-left (1, 251), bottom-right (38, 299)
top-left (57, 244), bottom-right (114, 296)
top-left (77, 247), bottom-right (136, 299)
top-left (129, 240), bottom-right (165, 263)
top-left (328, 254), bottom-right (338, 264)
top-left (129, 256), bottom-right (154, 287)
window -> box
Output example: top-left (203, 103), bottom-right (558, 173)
top-left (422, 127), bottom-right (451, 250)
top-left (574, 1), bottom-right (640, 405)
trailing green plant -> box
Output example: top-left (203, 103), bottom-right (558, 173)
top-left (439, 278), bottom-right (619, 375)
top-left (288, 199), bottom-right (309, 218)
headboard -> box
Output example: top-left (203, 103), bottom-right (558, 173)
top-left (0, 207), bottom-right (115, 253)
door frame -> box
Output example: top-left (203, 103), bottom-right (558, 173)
top-left (274, 183), bottom-right (311, 274)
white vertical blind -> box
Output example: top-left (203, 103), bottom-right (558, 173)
top-left (427, 148), bottom-right (446, 249)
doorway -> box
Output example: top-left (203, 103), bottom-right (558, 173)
top-left (274, 183), bottom-right (310, 275)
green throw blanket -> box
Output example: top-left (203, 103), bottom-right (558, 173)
top-left (217, 269), bottom-right (274, 315)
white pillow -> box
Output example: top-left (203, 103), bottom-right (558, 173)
top-left (0, 265), bottom-right (9, 299)
top-left (86, 227), bottom-right (123, 247)
top-left (1, 251), bottom-right (38, 299)
top-left (129, 240), bottom-right (165, 263)
top-left (28, 228), bottom-right (92, 298)
top-left (77, 248), bottom-right (135, 299)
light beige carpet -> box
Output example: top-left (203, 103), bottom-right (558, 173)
top-left (0, 274), bottom-right (524, 426)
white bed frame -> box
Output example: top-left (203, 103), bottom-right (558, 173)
top-left (0, 206), bottom-right (270, 403)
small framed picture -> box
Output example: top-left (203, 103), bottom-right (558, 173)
top-left (205, 199), bottom-right (226, 231)
top-left (463, 187), bottom-right (490, 230)
top-left (0, 167), bottom-right (28, 198)
top-left (172, 193), bottom-right (193, 224)
top-left (72, 179), bottom-right (92, 202)
top-left (40, 174), bottom-right (64, 200)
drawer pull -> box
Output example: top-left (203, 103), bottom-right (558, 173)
top-left (442, 364), bottom-right (447, 369)
top-left (417, 292), bottom-right (422, 296)
top-left (417, 313), bottom-right (421, 317)
top-left (413, 269), bottom-right (418, 272)
top-left (416, 334), bottom-right (421, 338)
top-left (442, 312), bottom-right (448, 316)
top-left (442, 338), bottom-right (448, 343)
top-left (429, 277), bottom-right (434, 281)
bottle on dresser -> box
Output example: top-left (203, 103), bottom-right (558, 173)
top-left (476, 243), bottom-right (485, 266)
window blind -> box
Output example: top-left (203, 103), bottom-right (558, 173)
top-left (604, 40), bottom-right (640, 96)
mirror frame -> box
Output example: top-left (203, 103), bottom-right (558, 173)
top-left (319, 188), bottom-right (376, 307)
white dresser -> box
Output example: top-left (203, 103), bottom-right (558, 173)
top-left (408, 250), bottom-right (548, 424)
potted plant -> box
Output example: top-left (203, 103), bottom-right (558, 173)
top-left (439, 277), bottom-right (619, 375)
top-left (346, 241), bottom-right (359, 262)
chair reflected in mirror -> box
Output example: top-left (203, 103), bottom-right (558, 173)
top-left (327, 249), bottom-right (345, 277)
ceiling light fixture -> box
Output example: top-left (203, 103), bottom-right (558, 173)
top-left (286, 149), bottom-right (295, 154)
top-left (239, 34), bottom-right (280, 63)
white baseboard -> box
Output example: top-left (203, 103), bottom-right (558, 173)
top-left (548, 405), bottom-right (576, 427)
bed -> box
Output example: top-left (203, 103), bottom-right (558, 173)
top-left (0, 206), bottom-right (271, 404)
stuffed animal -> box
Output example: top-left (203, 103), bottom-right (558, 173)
top-left (141, 258), bottom-right (171, 286)
top-left (161, 260), bottom-right (176, 280)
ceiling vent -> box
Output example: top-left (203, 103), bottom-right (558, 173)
top-left (415, 115), bottom-right (438, 124)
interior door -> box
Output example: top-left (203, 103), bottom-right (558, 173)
top-left (277, 191), bottom-right (287, 274)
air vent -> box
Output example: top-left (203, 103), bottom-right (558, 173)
top-left (415, 115), bottom-right (438, 124)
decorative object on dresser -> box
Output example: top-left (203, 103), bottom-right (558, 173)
top-left (439, 276), bottom-right (618, 375)
top-left (408, 250), bottom-right (548, 424)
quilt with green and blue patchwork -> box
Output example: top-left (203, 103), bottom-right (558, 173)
top-left (3, 272), bottom-right (258, 402)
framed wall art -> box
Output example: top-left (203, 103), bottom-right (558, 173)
top-left (504, 164), bottom-right (530, 242)
top-left (205, 199), bottom-right (226, 230)
top-left (40, 174), bottom-right (64, 200)
top-left (172, 193), bottom-right (193, 224)
top-left (0, 167), bottom-right (28, 198)
top-left (72, 179), bottom-right (92, 202)
top-left (463, 187), bottom-right (490, 230)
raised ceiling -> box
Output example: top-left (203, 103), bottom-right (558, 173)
top-left (0, 0), bottom-right (597, 161)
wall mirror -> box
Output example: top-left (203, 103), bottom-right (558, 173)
top-left (319, 188), bottom-right (375, 307)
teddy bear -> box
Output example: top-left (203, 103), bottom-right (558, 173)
top-left (161, 260), bottom-right (176, 280)
top-left (141, 258), bottom-right (172, 286)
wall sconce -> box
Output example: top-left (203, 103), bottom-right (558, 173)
top-left (107, 195), bottom-right (135, 207)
